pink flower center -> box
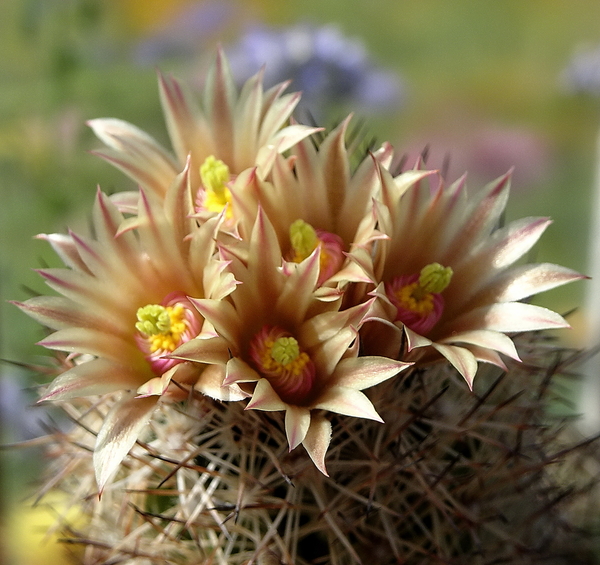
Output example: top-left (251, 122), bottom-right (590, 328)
top-left (385, 263), bottom-right (453, 335)
top-left (135, 293), bottom-right (201, 375)
top-left (248, 325), bottom-right (316, 404)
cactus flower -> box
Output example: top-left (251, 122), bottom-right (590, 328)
top-left (15, 164), bottom-right (242, 489)
top-left (88, 49), bottom-right (319, 212)
top-left (173, 209), bottom-right (409, 475)
top-left (229, 119), bottom-right (393, 288)
top-left (364, 166), bottom-right (585, 389)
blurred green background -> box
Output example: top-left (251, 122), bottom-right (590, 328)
top-left (2, 0), bottom-right (600, 562)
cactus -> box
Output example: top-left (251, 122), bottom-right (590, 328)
top-left (36, 332), bottom-right (598, 564)
top-left (14, 51), bottom-right (598, 564)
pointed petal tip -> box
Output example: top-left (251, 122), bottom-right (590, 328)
top-left (93, 395), bottom-right (157, 491)
top-left (156, 67), bottom-right (170, 83)
top-left (491, 169), bottom-right (513, 194)
top-left (86, 117), bottom-right (104, 131)
top-left (302, 416), bottom-right (332, 477)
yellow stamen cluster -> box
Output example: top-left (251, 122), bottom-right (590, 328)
top-left (260, 334), bottom-right (311, 377)
top-left (200, 155), bottom-right (233, 217)
top-left (394, 263), bottom-right (452, 315)
top-left (396, 282), bottom-right (436, 315)
top-left (136, 303), bottom-right (187, 353)
top-left (289, 219), bottom-right (319, 263)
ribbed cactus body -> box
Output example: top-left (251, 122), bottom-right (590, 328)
top-left (41, 332), bottom-right (599, 565)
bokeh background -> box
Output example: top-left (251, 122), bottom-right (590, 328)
top-left (2, 0), bottom-right (600, 562)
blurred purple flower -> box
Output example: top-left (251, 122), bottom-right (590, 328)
top-left (561, 44), bottom-right (600, 95)
top-left (225, 24), bottom-right (405, 120)
top-left (133, 0), bottom-right (237, 65)
top-left (0, 371), bottom-right (49, 442)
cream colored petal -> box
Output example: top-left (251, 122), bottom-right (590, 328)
top-left (136, 369), bottom-right (173, 397)
top-left (108, 191), bottom-right (139, 214)
top-left (94, 394), bottom-right (157, 491)
top-left (38, 327), bottom-right (142, 363)
top-left (88, 118), bottom-right (174, 163)
top-left (44, 230), bottom-right (106, 282)
top-left (305, 301), bottom-right (375, 376)
top-left (300, 300), bottom-right (371, 347)
top-left (404, 326), bottom-right (433, 351)
top-left (234, 69), bottom-right (262, 168)
top-left (94, 147), bottom-right (170, 197)
top-left (451, 218), bottom-right (552, 300)
top-left (351, 206), bottom-right (386, 249)
top-left (452, 302), bottom-right (570, 334)
top-left (163, 160), bottom-right (196, 248)
top-left (202, 259), bottom-right (239, 301)
top-left (488, 217), bottom-right (551, 269)
top-left (439, 329), bottom-right (520, 361)
top-left (205, 49), bottom-right (236, 164)
top-left (292, 136), bottom-right (330, 226)
top-left (285, 406), bottom-right (311, 451)
top-left (371, 141), bottom-right (394, 168)
top-left (386, 168), bottom-right (438, 207)
top-left (258, 88), bottom-right (298, 144)
top-left (15, 296), bottom-right (118, 333)
top-left (319, 119), bottom-right (352, 222)
top-left (276, 249), bottom-right (320, 325)
top-left (136, 190), bottom-right (194, 289)
top-left (262, 155), bottom-right (303, 231)
top-left (372, 196), bottom-right (394, 255)
top-left (262, 124), bottom-right (321, 155)
top-left (333, 356), bottom-right (410, 390)
top-left (158, 72), bottom-right (212, 164)
top-left (93, 190), bottom-right (146, 277)
top-left (313, 286), bottom-right (345, 302)
top-left (473, 263), bottom-right (586, 305)
top-left (37, 268), bottom-right (97, 304)
top-left (37, 268), bottom-right (141, 320)
top-left (441, 171), bottom-right (512, 265)
top-left (88, 118), bottom-right (178, 196)
top-left (431, 343), bottom-right (479, 390)
top-left (311, 324), bottom-right (359, 377)
top-left (40, 358), bottom-right (148, 402)
top-left (241, 208), bottom-right (285, 308)
top-left (246, 379), bottom-right (287, 411)
top-left (314, 386), bottom-right (383, 422)
top-left (302, 415), bottom-right (332, 476)
top-left (339, 152), bottom-right (381, 239)
top-left (195, 364), bottom-right (248, 401)
top-left (328, 250), bottom-right (375, 285)
top-left (115, 215), bottom-right (141, 236)
top-left (36, 233), bottom-right (89, 273)
top-left (223, 357), bottom-right (261, 386)
top-left (171, 335), bottom-right (231, 364)
top-left (189, 298), bottom-right (242, 348)
top-left (229, 166), bottom-right (262, 229)
top-left (465, 345), bottom-right (507, 371)
top-left (341, 246), bottom-right (381, 285)
top-left (189, 214), bottom-right (227, 281)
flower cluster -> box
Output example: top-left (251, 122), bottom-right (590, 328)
top-left (16, 51), bottom-right (583, 490)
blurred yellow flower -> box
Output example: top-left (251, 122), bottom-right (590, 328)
top-left (4, 492), bottom-right (85, 565)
